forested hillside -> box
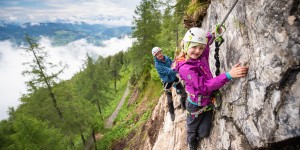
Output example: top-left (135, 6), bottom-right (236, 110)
top-left (0, 33), bottom-right (131, 149)
top-left (0, 0), bottom-right (188, 149)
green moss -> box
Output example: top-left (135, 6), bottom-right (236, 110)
top-left (186, 1), bottom-right (209, 16)
top-left (186, 2), bottom-right (201, 15)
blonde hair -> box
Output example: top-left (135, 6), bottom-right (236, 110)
top-left (174, 48), bottom-right (189, 63)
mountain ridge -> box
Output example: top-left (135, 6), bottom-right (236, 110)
top-left (0, 22), bottom-right (132, 46)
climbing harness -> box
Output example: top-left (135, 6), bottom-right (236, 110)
top-left (161, 79), bottom-right (181, 93)
top-left (162, 81), bottom-right (172, 92)
top-left (187, 93), bottom-right (211, 106)
top-left (187, 105), bottom-right (213, 118)
top-left (172, 81), bottom-right (183, 94)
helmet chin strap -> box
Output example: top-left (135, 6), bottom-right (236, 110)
top-left (184, 42), bottom-right (191, 53)
top-left (183, 42), bottom-right (191, 60)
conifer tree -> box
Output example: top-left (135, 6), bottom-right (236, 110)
top-left (75, 54), bottom-right (111, 121)
top-left (109, 56), bottom-right (122, 93)
top-left (0, 108), bottom-right (15, 149)
top-left (130, 0), bottom-right (162, 78)
top-left (156, 0), bottom-right (188, 58)
top-left (20, 36), bottom-right (101, 148)
top-left (10, 116), bottom-right (66, 149)
top-left (21, 35), bottom-right (66, 121)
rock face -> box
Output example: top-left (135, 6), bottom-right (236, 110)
top-left (139, 91), bottom-right (189, 150)
top-left (141, 0), bottom-right (300, 149)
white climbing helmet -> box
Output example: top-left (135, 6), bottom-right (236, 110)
top-left (152, 47), bottom-right (161, 57)
top-left (183, 27), bottom-right (207, 45)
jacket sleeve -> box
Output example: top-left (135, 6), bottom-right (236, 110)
top-left (156, 63), bottom-right (177, 76)
top-left (202, 32), bottom-right (213, 61)
top-left (180, 67), bottom-right (229, 94)
top-left (166, 56), bottom-right (173, 63)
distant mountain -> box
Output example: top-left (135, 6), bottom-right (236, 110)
top-left (0, 22), bottom-right (132, 46)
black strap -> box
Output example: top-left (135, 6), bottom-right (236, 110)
top-left (214, 38), bottom-right (224, 76)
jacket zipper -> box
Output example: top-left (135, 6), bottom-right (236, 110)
top-left (200, 66), bottom-right (207, 75)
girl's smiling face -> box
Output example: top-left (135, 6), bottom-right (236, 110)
top-left (187, 44), bottom-right (206, 59)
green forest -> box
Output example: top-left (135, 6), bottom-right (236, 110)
top-left (0, 0), bottom-right (207, 149)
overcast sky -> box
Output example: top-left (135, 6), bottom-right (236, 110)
top-left (0, 0), bottom-right (141, 25)
top-left (0, 0), bottom-right (141, 120)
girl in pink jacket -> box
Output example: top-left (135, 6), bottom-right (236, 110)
top-left (174, 27), bottom-right (249, 150)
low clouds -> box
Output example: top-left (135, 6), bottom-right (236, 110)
top-left (0, 41), bottom-right (27, 120)
top-left (0, 0), bottom-right (141, 25)
top-left (39, 36), bottom-right (134, 79)
top-left (0, 36), bottom-right (134, 120)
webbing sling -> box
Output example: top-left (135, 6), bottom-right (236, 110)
top-left (187, 94), bottom-right (210, 106)
top-left (187, 105), bottom-right (213, 118)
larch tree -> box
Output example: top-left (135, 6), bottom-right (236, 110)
top-left (130, 0), bottom-right (162, 78)
top-left (21, 35), bottom-right (67, 121)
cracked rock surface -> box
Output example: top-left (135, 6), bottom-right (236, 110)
top-left (134, 0), bottom-right (299, 149)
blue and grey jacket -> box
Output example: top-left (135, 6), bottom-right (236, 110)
top-left (154, 55), bottom-right (177, 83)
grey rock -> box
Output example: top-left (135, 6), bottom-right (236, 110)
top-left (141, 0), bottom-right (300, 149)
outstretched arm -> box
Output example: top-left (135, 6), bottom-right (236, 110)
top-left (179, 67), bottom-right (229, 95)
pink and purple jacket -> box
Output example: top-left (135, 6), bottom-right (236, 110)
top-left (174, 33), bottom-right (230, 106)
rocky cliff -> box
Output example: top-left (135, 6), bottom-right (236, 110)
top-left (138, 0), bottom-right (299, 149)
